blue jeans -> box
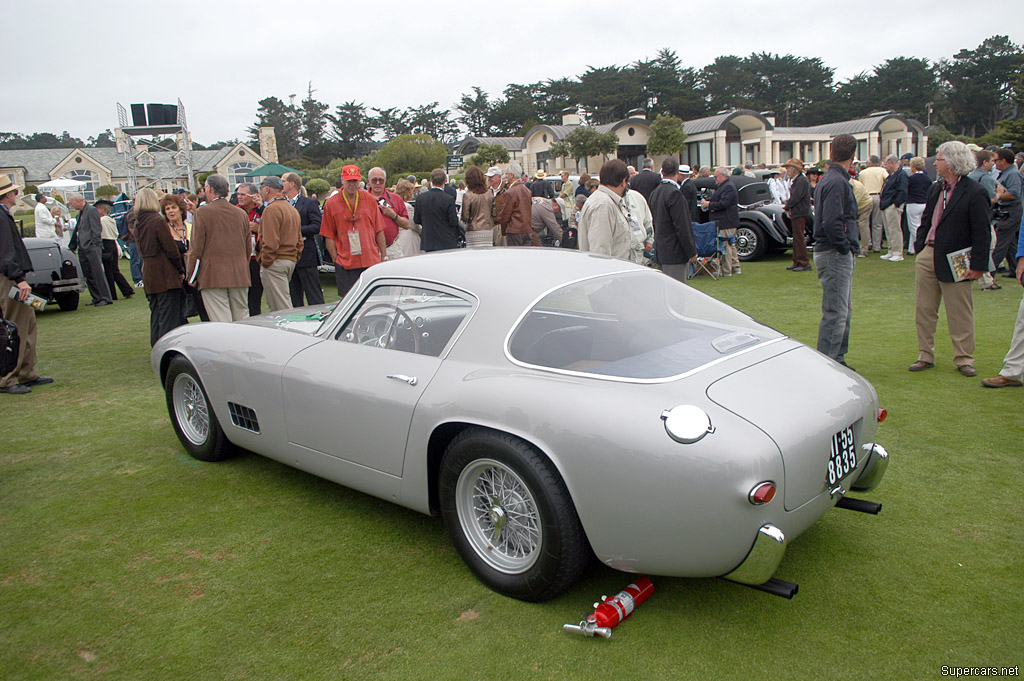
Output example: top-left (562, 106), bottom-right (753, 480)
top-left (128, 241), bottom-right (143, 283)
top-left (814, 248), bottom-right (855, 363)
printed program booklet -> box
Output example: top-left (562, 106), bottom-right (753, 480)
top-left (946, 246), bottom-right (972, 282)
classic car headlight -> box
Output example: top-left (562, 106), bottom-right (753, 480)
top-left (660, 405), bottom-right (714, 444)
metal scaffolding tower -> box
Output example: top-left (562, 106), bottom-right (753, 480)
top-left (115, 99), bottom-right (195, 195)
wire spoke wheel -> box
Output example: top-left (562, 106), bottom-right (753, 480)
top-left (456, 458), bottom-right (541, 573)
top-left (173, 373), bottom-right (210, 446)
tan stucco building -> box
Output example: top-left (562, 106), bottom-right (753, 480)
top-left (458, 108), bottom-right (928, 175)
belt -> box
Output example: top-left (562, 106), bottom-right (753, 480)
top-left (869, 193), bottom-right (880, 195)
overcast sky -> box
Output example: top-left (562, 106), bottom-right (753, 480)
top-left (4, 1), bottom-right (1022, 146)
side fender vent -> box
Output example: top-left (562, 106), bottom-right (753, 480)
top-left (227, 402), bottom-right (260, 433)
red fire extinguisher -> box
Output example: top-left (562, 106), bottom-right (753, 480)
top-left (563, 577), bottom-right (654, 638)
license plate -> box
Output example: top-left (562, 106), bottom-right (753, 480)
top-left (827, 426), bottom-right (857, 486)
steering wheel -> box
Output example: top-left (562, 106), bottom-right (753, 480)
top-left (352, 303), bottom-right (421, 354)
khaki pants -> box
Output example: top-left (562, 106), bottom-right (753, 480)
top-left (720, 228), bottom-right (739, 272)
top-left (0, 274), bottom-right (39, 387)
top-left (915, 246), bottom-right (975, 367)
top-left (857, 207), bottom-right (872, 255)
top-left (869, 195), bottom-right (882, 249)
top-left (977, 225), bottom-right (998, 289)
top-left (998, 289), bottom-right (1024, 380)
top-left (882, 205), bottom-right (904, 256)
top-left (201, 287), bottom-right (249, 323)
top-left (261, 259), bottom-right (297, 312)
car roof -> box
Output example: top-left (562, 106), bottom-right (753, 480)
top-left (364, 248), bottom-right (643, 309)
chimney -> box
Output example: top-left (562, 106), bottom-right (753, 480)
top-left (627, 108), bottom-right (646, 120)
top-left (259, 126), bottom-right (279, 163)
top-left (561, 106), bottom-right (581, 126)
top-left (760, 111), bottom-right (776, 126)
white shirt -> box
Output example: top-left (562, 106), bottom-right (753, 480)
top-left (767, 177), bottom-right (790, 205)
top-left (34, 202), bottom-right (58, 239)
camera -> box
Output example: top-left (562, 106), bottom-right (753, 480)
top-left (378, 198), bottom-right (387, 208)
top-left (992, 205), bottom-right (1009, 221)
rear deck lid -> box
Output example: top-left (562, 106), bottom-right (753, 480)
top-left (706, 346), bottom-right (875, 510)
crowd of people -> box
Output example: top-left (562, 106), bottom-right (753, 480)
top-left (2, 136), bottom-right (1023, 395)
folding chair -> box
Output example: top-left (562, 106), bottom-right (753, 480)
top-left (691, 220), bottom-right (724, 279)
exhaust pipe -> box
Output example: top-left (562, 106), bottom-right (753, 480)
top-left (835, 497), bottom-right (882, 514)
top-left (732, 576), bottom-right (799, 599)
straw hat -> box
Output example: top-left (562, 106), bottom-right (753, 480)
top-left (0, 174), bottom-right (23, 196)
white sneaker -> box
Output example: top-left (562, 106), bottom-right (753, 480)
top-left (880, 253), bottom-right (893, 260)
top-left (888, 255), bottom-right (904, 262)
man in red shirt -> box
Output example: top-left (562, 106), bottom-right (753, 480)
top-left (320, 165), bottom-right (387, 297)
top-left (366, 167), bottom-right (409, 260)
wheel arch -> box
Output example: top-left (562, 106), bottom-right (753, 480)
top-left (425, 422), bottom-right (579, 522)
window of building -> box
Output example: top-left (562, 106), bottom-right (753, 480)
top-left (137, 152), bottom-right (155, 168)
top-left (65, 169), bottom-right (97, 201)
top-left (228, 162), bottom-right (256, 187)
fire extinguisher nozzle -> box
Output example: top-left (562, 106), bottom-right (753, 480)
top-left (562, 622), bottom-right (613, 638)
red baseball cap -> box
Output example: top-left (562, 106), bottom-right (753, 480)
top-left (342, 165), bottom-right (361, 181)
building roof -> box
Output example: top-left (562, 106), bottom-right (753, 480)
top-left (780, 113), bottom-right (916, 136)
top-left (473, 137), bottom-right (524, 150)
top-left (0, 145), bottom-right (248, 183)
top-left (683, 110), bottom-right (775, 135)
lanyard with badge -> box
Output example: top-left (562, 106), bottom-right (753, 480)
top-left (342, 191), bottom-right (362, 255)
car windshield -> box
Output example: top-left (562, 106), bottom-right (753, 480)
top-left (508, 271), bottom-right (783, 380)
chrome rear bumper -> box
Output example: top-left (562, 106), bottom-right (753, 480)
top-left (723, 523), bottom-right (787, 586)
top-left (851, 443), bottom-right (889, 492)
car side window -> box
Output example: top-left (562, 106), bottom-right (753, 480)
top-left (337, 285), bottom-right (472, 358)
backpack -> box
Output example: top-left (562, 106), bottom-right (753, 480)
top-left (0, 313), bottom-right (19, 377)
top-left (561, 223), bottom-right (578, 249)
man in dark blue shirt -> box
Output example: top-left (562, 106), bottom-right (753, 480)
top-left (812, 135), bottom-right (860, 369)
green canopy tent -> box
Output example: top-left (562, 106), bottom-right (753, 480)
top-left (241, 162), bottom-right (304, 178)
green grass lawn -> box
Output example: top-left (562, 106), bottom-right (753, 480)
top-left (2, 254), bottom-right (1022, 680)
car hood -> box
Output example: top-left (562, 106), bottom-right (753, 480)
top-left (237, 303), bottom-right (337, 336)
top-left (706, 345), bottom-right (878, 511)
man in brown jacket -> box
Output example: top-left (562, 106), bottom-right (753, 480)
top-left (258, 176), bottom-right (303, 312)
top-left (498, 161), bottom-right (533, 246)
top-left (187, 174), bottom-right (251, 322)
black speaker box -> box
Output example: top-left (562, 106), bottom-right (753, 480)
top-left (147, 103), bottom-right (165, 126)
top-left (130, 104), bottom-right (147, 127)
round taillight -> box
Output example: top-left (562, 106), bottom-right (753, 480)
top-left (748, 482), bottom-right (776, 505)
top-left (877, 408), bottom-right (887, 423)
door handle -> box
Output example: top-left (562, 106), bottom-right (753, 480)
top-left (386, 374), bottom-right (418, 386)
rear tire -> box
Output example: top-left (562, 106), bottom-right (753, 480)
top-left (439, 427), bottom-right (589, 602)
top-left (164, 355), bottom-right (235, 462)
top-left (55, 292), bottom-right (79, 311)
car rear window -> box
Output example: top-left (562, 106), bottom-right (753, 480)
top-left (507, 272), bottom-right (782, 379)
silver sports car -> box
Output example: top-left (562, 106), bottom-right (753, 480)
top-left (152, 249), bottom-right (889, 602)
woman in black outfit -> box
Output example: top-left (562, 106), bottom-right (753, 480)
top-left (136, 188), bottom-right (186, 346)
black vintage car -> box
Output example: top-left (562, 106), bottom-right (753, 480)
top-left (691, 177), bottom-right (814, 262)
top-left (23, 238), bottom-right (86, 311)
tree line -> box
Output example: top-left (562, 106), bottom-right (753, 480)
top-left (3, 35), bottom-right (1020, 163)
top-left (249, 36), bottom-right (1022, 166)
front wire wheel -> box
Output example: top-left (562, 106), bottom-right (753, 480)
top-left (164, 355), bottom-right (235, 462)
